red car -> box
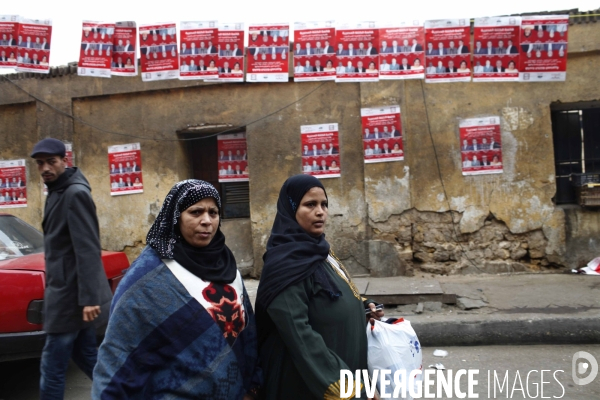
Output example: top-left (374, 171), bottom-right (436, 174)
top-left (0, 214), bottom-right (130, 362)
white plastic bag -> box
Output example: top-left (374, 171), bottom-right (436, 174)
top-left (366, 319), bottom-right (423, 399)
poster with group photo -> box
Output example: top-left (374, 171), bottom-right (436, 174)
top-left (139, 22), bottom-right (179, 82)
top-left (379, 22), bottom-right (425, 80)
top-left (16, 18), bottom-right (52, 73)
top-left (218, 23), bottom-right (244, 82)
top-left (459, 116), bottom-right (503, 176)
top-left (111, 21), bottom-right (137, 76)
top-left (335, 22), bottom-right (379, 82)
top-left (43, 143), bottom-right (73, 195)
top-left (108, 143), bottom-right (143, 196)
top-left (0, 15), bottom-right (19, 68)
top-left (78, 21), bottom-right (114, 78)
top-left (519, 15), bottom-right (568, 82)
top-left (218, 133), bottom-right (248, 182)
top-left (246, 23), bottom-right (289, 83)
top-left (0, 159), bottom-right (27, 208)
top-left (361, 105), bottom-right (403, 163)
top-left (179, 21), bottom-right (218, 80)
top-left (301, 123), bottom-right (341, 179)
top-left (293, 21), bottom-right (336, 82)
top-left (473, 17), bottom-right (520, 82)
top-left (424, 19), bottom-right (471, 83)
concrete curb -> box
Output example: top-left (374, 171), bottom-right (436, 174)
top-left (413, 316), bottom-right (600, 346)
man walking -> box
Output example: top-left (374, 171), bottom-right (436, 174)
top-left (31, 138), bottom-right (112, 400)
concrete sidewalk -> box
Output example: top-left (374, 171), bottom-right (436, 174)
top-left (244, 273), bottom-right (600, 346)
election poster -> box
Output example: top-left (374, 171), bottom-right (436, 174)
top-left (473, 17), bottom-right (520, 82)
top-left (16, 18), bottom-right (52, 74)
top-left (335, 22), bottom-right (379, 82)
top-left (301, 123), bottom-right (341, 179)
top-left (293, 21), bottom-right (336, 82)
top-left (424, 19), bottom-right (471, 83)
top-left (246, 23), bottom-right (289, 83)
top-left (0, 159), bottom-right (27, 209)
top-left (217, 23), bottom-right (244, 82)
top-left (108, 143), bottom-right (143, 196)
top-left (43, 143), bottom-right (73, 195)
top-left (139, 23), bottom-right (179, 82)
top-left (218, 133), bottom-right (249, 182)
top-left (459, 116), bottom-right (503, 176)
top-left (111, 21), bottom-right (137, 76)
top-left (379, 22), bottom-right (425, 80)
top-left (179, 20), bottom-right (219, 80)
top-left (519, 15), bottom-right (568, 82)
top-left (361, 105), bottom-right (403, 163)
top-left (0, 15), bottom-right (19, 69)
top-left (78, 21), bottom-right (114, 78)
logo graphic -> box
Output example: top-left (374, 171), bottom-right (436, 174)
top-left (572, 351), bottom-right (598, 386)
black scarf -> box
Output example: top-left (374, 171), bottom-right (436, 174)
top-left (146, 179), bottom-right (237, 284)
top-left (255, 175), bottom-right (341, 344)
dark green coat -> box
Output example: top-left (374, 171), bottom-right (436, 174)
top-left (259, 261), bottom-right (367, 399)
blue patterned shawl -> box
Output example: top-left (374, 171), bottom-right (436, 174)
top-left (92, 246), bottom-right (261, 399)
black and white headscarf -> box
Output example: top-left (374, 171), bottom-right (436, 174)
top-left (147, 179), bottom-right (237, 283)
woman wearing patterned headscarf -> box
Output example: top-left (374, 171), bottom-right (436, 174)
top-left (93, 180), bottom-right (261, 399)
top-left (256, 175), bottom-right (381, 400)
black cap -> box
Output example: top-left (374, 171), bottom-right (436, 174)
top-left (30, 138), bottom-right (66, 158)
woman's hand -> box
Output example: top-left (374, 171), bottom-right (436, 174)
top-left (368, 390), bottom-right (381, 400)
top-left (365, 302), bottom-right (384, 324)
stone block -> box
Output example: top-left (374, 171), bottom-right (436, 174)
top-left (457, 297), bottom-right (488, 310)
top-left (510, 248), bottom-right (528, 260)
top-left (368, 240), bottom-right (407, 277)
top-left (529, 249), bottom-right (544, 259)
top-left (459, 206), bottom-right (489, 234)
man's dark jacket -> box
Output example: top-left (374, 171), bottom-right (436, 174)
top-left (42, 168), bottom-right (112, 333)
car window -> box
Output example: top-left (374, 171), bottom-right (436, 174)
top-left (0, 216), bottom-right (44, 260)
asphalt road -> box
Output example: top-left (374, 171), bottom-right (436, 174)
top-left (1, 344), bottom-right (598, 399)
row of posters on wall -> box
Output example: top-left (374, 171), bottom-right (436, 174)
top-left (0, 115), bottom-right (502, 207)
top-left (0, 16), bottom-right (568, 82)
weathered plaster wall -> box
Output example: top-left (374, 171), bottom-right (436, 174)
top-left (0, 102), bottom-right (43, 228)
top-left (1, 21), bottom-right (599, 275)
top-left (245, 81), bottom-right (368, 276)
top-left (360, 52), bottom-right (599, 274)
top-left (31, 81), bottom-right (367, 274)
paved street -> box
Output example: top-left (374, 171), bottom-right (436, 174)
top-left (1, 344), bottom-right (598, 399)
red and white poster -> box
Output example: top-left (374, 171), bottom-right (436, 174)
top-left (218, 133), bottom-right (248, 182)
top-left (217, 23), bottom-right (244, 82)
top-left (301, 123), bottom-right (341, 179)
top-left (459, 116), bottom-right (503, 176)
top-left (424, 19), bottom-right (471, 83)
top-left (519, 15), bottom-right (568, 82)
top-left (293, 21), bottom-right (336, 82)
top-left (473, 17), bottom-right (520, 82)
top-left (43, 143), bottom-right (73, 195)
top-left (16, 18), bottom-right (52, 74)
top-left (0, 15), bottom-right (19, 69)
top-left (179, 21), bottom-right (218, 80)
top-left (139, 23), bottom-right (179, 82)
top-left (0, 159), bottom-right (27, 209)
top-left (335, 22), bottom-right (379, 82)
top-left (78, 21), bottom-right (114, 78)
top-left (246, 23), bottom-right (289, 83)
top-left (361, 105), bottom-right (403, 163)
top-left (111, 21), bottom-right (137, 77)
top-left (379, 22), bottom-right (425, 80)
top-left (108, 143), bottom-right (143, 196)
